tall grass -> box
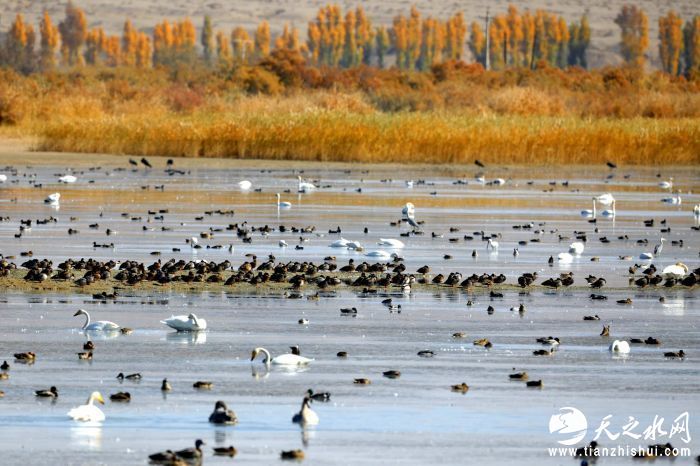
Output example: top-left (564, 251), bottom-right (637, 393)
top-left (37, 110), bottom-right (700, 165)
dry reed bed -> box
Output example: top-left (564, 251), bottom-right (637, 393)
top-left (37, 111), bottom-right (700, 165)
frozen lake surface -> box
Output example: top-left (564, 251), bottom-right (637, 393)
top-left (0, 155), bottom-right (698, 464)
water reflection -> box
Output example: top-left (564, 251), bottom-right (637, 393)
top-left (165, 331), bottom-right (207, 345)
top-left (70, 425), bottom-right (102, 449)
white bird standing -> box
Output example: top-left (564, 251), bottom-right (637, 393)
top-left (596, 193), bottom-right (615, 206)
top-left (251, 347), bottom-right (313, 366)
top-left (67, 392), bottom-right (106, 422)
top-left (74, 309), bottom-right (120, 332)
top-left (238, 180), bottom-right (252, 190)
top-left (161, 313), bottom-right (207, 331)
top-left (377, 238), bottom-right (405, 248)
top-left (569, 242), bottom-right (585, 255)
top-left (402, 202), bottom-right (415, 219)
top-left (292, 396), bottom-right (319, 426)
top-left (279, 240), bottom-right (288, 247)
top-left (486, 238), bottom-right (499, 251)
top-left (639, 238), bottom-right (665, 260)
top-left (45, 192), bottom-right (61, 204)
top-left (609, 340), bottom-right (631, 354)
top-left (276, 193), bottom-right (292, 208)
top-left (581, 198), bottom-right (597, 218)
top-left (297, 176), bottom-right (316, 193)
top-left (694, 204), bottom-right (700, 216)
top-left (59, 175), bottom-right (77, 183)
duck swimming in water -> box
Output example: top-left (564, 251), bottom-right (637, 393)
top-left (35, 386), bottom-right (58, 398)
top-left (209, 400), bottom-right (237, 424)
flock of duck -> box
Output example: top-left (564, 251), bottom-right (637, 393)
top-left (1, 159), bottom-right (698, 464)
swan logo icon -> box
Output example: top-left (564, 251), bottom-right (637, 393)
top-left (549, 407), bottom-right (588, 445)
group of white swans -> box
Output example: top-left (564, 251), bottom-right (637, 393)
top-left (273, 176), bottom-right (317, 209)
top-left (74, 308), bottom-right (207, 332)
top-left (580, 193), bottom-right (616, 219)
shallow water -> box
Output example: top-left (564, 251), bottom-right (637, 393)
top-left (0, 155), bottom-right (699, 464)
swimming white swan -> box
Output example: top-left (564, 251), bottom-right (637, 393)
top-left (292, 396), bottom-right (319, 426)
top-left (486, 238), bottom-right (499, 251)
top-left (581, 198), bottom-right (596, 218)
top-left (377, 238), bottom-right (405, 248)
top-left (346, 240), bottom-right (362, 250)
top-left (596, 193), bottom-right (615, 206)
top-left (276, 193), bottom-right (292, 208)
top-left (297, 176), bottom-right (316, 193)
top-left (329, 238), bottom-right (351, 248)
top-left (238, 180), bottom-right (252, 190)
top-left (659, 177), bottom-right (673, 190)
top-left (662, 262), bottom-right (688, 279)
top-left (45, 192), bottom-right (61, 204)
top-left (59, 175), bottom-right (77, 183)
top-left (67, 391), bottom-right (105, 422)
top-left (74, 309), bottom-right (120, 332)
top-left (251, 347), bottom-right (313, 366)
top-left (279, 240), bottom-right (288, 247)
top-left (600, 200), bottom-right (616, 218)
top-left (661, 192), bottom-right (681, 205)
top-left (569, 242), bottom-right (585, 255)
top-left (0, 174), bottom-right (7, 183)
top-left (365, 250), bottom-right (397, 259)
top-left (609, 340), bottom-right (630, 354)
top-left (161, 313), bottom-right (207, 331)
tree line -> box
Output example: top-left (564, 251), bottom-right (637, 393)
top-left (1, 2), bottom-right (699, 78)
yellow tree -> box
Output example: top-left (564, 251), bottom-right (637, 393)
top-left (489, 15), bottom-right (509, 70)
top-left (557, 17), bottom-right (570, 68)
top-left (341, 9), bottom-right (358, 67)
top-left (135, 33), bottom-right (151, 68)
top-left (506, 6), bottom-right (523, 66)
top-left (615, 4), bottom-right (649, 67)
top-left (58, 2), bottom-right (88, 66)
top-left (684, 16), bottom-right (700, 76)
top-left (522, 10), bottom-right (535, 67)
top-left (232, 27), bottom-right (253, 63)
top-left (255, 21), bottom-right (271, 59)
top-left (356, 6), bottom-right (374, 65)
top-left (659, 11), bottom-right (683, 75)
top-left (307, 21), bottom-right (322, 65)
top-left (84, 27), bottom-right (106, 65)
top-left (39, 10), bottom-right (60, 71)
top-left (122, 20), bottom-right (138, 66)
top-left (375, 25), bottom-right (389, 68)
top-left (445, 12), bottom-right (466, 61)
top-left (468, 21), bottom-right (486, 66)
top-left (153, 20), bottom-right (174, 65)
top-left (391, 14), bottom-right (409, 69)
top-left (103, 35), bottom-right (121, 66)
top-left (407, 6), bottom-right (422, 70)
top-left (5, 14), bottom-right (28, 71)
top-left (216, 31), bottom-right (232, 66)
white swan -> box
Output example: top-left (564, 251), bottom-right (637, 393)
top-left (365, 250), bottom-right (397, 259)
top-left (279, 240), bottom-right (288, 247)
top-left (640, 238), bottom-right (664, 260)
top-left (346, 240), bottom-right (362, 250)
top-left (292, 396), bottom-right (319, 426)
top-left (661, 192), bottom-right (681, 205)
top-left (59, 175), bottom-right (77, 183)
top-left (276, 193), bottom-right (292, 208)
top-left (161, 313), bottom-right (207, 331)
top-left (405, 180), bottom-right (414, 188)
top-left (251, 347), bottom-right (313, 366)
top-left (492, 178), bottom-right (506, 185)
top-left (569, 242), bottom-right (585, 255)
top-left (659, 177), bottom-right (673, 190)
top-left (0, 174), bottom-right (7, 183)
top-left (74, 309), bottom-right (120, 332)
top-left (694, 204), bottom-right (699, 216)
top-left (600, 200), bottom-right (616, 218)
top-left (238, 180), bottom-right (252, 190)
top-left (486, 238), bottom-right (499, 251)
top-left (297, 176), bottom-right (316, 193)
top-left (609, 340), bottom-right (630, 354)
top-left (581, 198), bottom-right (596, 218)
top-left (662, 262), bottom-right (688, 279)
top-left (377, 238), bottom-right (405, 248)
top-left (45, 192), bottom-right (61, 204)
top-left (329, 238), bottom-right (351, 248)
top-left (67, 391), bottom-right (105, 422)
top-left (596, 193), bottom-right (615, 206)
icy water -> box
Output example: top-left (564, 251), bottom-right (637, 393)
top-left (0, 154), bottom-right (699, 465)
